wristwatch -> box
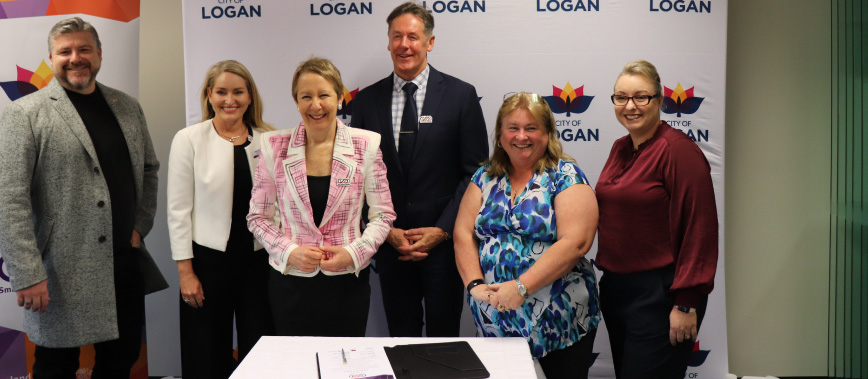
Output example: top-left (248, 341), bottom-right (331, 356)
top-left (675, 305), bottom-right (695, 314)
top-left (515, 279), bottom-right (529, 299)
top-left (466, 279), bottom-right (485, 293)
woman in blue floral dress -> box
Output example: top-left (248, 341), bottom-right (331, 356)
top-left (455, 92), bottom-right (601, 379)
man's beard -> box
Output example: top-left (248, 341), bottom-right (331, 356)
top-left (58, 65), bottom-right (99, 91)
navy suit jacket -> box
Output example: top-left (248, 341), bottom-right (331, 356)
top-left (351, 66), bottom-right (488, 258)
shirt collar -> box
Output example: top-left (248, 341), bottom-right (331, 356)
top-left (393, 65), bottom-right (430, 93)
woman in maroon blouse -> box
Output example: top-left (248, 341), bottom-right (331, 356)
top-left (595, 59), bottom-right (719, 378)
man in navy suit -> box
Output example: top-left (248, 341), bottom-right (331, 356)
top-left (351, 1), bottom-right (488, 337)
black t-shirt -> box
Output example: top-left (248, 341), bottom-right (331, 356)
top-left (65, 87), bottom-right (136, 255)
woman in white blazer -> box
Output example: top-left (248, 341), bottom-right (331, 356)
top-left (167, 60), bottom-right (275, 378)
top-left (247, 57), bottom-right (396, 337)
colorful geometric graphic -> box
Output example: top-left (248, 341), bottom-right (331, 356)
top-left (543, 82), bottom-right (594, 117)
top-left (688, 340), bottom-right (710, 367)
top-left (662, 83), bottom-right (704, 118)
top-left (0, 0), bottom-right (140, 22)
top-left (1, 61), bottom-right (53, 101)
top-left (338, 86), bottom-right (358, 120)
top-left (0, 326), bottom-right (27, 378)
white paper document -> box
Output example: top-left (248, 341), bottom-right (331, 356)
top-left (316, 346), bottom-right (396, 379)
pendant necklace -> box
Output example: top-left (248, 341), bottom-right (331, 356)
top-left (215, 124), bottom-right (251, 143)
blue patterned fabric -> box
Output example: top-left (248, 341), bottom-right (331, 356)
top-left (468, 160), bottom-right (600, 359)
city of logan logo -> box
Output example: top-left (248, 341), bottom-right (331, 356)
top-left (339, 86), bottom-right (358, 120)
top-left (1, 61), bottom-right (53, 101)
top-left (543, 82), bottom-right (594, 117)
top-left (688, 340), bottom-right (711, 367)
top-left (661, 83), bottom-right (704, 118)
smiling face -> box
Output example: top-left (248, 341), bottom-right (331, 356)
top-left (294, 72), bottom-right (343, 133)
top-left (50, 31), bottom-right (101, 94)
top-left (499, 108), bottom-right (549, 170)
top-left (388, 13), bottom-right (435, 81)
top-left (613, 73), bottom-right (662, 143)
top-left (207, 72), bottom-right (251, 128)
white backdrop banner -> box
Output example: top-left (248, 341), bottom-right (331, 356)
top-left (0, 2), bottom-right (144, 377)
top-left (181, 0), bottom-right (728, 377)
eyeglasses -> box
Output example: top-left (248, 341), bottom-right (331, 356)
top-left (503, 92), bottom-right (543, 103)
top-left (610, 94), bottom-right (659, 106)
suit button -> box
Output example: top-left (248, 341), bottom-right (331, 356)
top-left (93, 167), bottom-right (100, 174)
top-left (97, 201), bottom-right (105, 207)
top-left (98, 236), bottom-right (107, 243)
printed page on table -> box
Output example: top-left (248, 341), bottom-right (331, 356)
top-left (316, 346), bottom-right (396, 379)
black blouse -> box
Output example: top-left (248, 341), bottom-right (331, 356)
top-left (226, 130), bottom-right (255, 252)
top-left (307, 175), bottom-right (331, 227)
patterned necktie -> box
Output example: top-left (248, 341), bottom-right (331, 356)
top-left (399, 82), bottom-right (418, 174)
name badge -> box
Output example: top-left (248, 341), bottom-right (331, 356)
top-left (253, 149), bottom-right (261, 159)
top-left (419, 115), bottom-right (433, 124)
top-left (336, 178), bottom-right (351, 186)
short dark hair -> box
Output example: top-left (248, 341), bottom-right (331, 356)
top-left (387, 2), bottom-right (434, 37)
top-left (48, 17), bottom-right (101, 54)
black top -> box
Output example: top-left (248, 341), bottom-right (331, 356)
top-left (307, 175), bottom-right (330, 227)
top-left (66, 87), bottom-right (136, 254)
top-left (225, 129), bottom-right (255, 253)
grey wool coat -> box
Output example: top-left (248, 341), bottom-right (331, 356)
top-left (0, 79), bottom-right (168, 347)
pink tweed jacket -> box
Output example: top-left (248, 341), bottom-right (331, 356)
top-left (247, 120), bottom-right (396, 276)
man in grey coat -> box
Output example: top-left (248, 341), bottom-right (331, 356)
top-left (0, 17), bottom-right (167, 378)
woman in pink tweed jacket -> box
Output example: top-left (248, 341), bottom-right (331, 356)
top-left (247, 57), bottom-right (396, 336)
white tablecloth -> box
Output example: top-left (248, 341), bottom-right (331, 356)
top-left (230, 336), bottom-right (537, 378)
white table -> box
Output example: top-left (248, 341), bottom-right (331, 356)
top-left (230, 336), bottom-right (537, 378)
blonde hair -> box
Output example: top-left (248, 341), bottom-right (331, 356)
top-left (200, 60), bottom-right (274, 132)
top-left (485, 92), bottom-right (574, 177)
top-left (291, 56), bottom-right (345, 102)
top-left (617, 59), bottom-right (662, 96)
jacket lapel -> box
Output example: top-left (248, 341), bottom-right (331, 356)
top-left (48, 80), bottom-right (100, 165)
top-left (246, 127), bottom-right (262, 182)
top-left (100, 83), bottom-right (144, 192)
top-left (320, 121), bottom-right (357, 226)
top-left (282, 124), bottom-right (317, 228)
top-left (413, 67), bottom-right (444, 166)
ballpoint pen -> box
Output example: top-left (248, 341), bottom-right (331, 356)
top-left (341, 348), bottom-right (347, 364)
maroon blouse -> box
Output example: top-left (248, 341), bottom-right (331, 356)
top-left (595, 122), bottom-right (719, 308)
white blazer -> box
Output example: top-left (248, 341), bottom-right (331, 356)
top-left (167, 119), bottom-right (264, 260)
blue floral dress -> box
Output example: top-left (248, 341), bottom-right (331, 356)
top-left (468, 160), bottom-right (600, 359)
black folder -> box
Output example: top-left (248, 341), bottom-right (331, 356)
top-left (384, 341), bottom-right (490, 379)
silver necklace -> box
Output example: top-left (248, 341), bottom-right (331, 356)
top-left (215, 125), bottom-right (250, 143)
top-left (225, 133), bottom-right (245, 142)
